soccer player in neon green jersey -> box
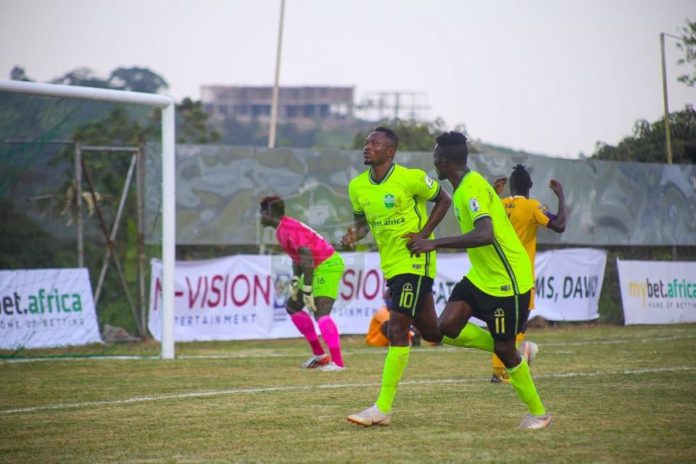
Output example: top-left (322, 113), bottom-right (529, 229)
top-left (342, 126), bottom-right (453, 427)
top-left (409, 131), bottom-right (552, 430)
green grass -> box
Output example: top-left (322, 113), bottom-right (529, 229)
top-left (1, 324), bottom-right (695, 463)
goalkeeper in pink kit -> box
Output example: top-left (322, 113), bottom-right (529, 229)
top-left (260, 196), bottom-right (346, 371)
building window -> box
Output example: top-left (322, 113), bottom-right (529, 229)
top-left (251, 105), bottom-right (271, 117)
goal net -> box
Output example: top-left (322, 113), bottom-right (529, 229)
top-left (0, 80), bottom-right (175, 359)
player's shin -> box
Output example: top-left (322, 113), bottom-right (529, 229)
top-left (290, 311), bottom-right (324, 356)
top-left (317, 315), bottom-right (344, 367)
top-left (375, 345), bottom-right (410, 414)
top-left (506, 358), bottom-right (546, 416)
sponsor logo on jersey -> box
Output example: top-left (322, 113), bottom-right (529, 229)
top-left (469, 197), bottom-right (480, 213)
top-left (369, 216), bottom-right (406, 228)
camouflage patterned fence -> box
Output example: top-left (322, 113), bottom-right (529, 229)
top-left (144, 144), bottom-right (696, 247)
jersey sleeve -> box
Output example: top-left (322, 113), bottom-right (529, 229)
top-left (409, 168), bottom-right (441, 201)
top-left (461, 181), bottom-right (493, 223)
top-left (530, 199), bottom-right (551, 227)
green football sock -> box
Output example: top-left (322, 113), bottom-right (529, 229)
top-left (442, 322), bottom-right (494, 352)
top-left (375, 345), bottom-right (410, 414)
top-left (507, 358), bottom-right (546, 416)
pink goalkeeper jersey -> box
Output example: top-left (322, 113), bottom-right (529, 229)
top-left (276, 216), bottom-right (335, 266)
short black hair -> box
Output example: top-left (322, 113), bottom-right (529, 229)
top-left (260, 195), bottom-right (285, 217)
top-left (509, 164), bottom-right (533, 193)
top-left (373, 126), bottom-right (398, 149)
top-left (435, 131), bottom-right (468, 165)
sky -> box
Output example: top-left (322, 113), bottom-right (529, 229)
top-left (0, 0), bottom-right (694, 158)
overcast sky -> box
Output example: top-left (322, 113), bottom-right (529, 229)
top-left (1, 0), bottom-right (694, 157)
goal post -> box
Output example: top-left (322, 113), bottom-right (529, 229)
top-left (0, 79), bottom-right (177, 359)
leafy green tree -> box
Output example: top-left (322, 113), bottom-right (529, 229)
top-left (676, 19), bottom-right (696, 87)
top-left (0, 199), bottom-right (71, 268)
top-left (176, 98), bottom-right (220, 144)
top-left (592, 106), bottom-right (696, 164)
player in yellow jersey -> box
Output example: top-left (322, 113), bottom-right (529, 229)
top-left (342, 126), bottom-right (455, 427)
top-left (489, 164), bottom-right (566, 383)
top-left (409, 131), bottom-right (552, 429)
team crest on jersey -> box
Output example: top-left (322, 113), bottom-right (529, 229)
top-left (424, 175), bottom-right (434, 188)
top-left (384, 194), bottom-right (395, 209)
top-left (469, 197), bottom-right (480, 213)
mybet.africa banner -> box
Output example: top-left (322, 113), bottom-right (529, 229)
top-left (0, 268), bottom-right (102, 349)
top-left (148, 248), bottom-right (606, 342)
top-left (617, 259), bottom-right (696, 324)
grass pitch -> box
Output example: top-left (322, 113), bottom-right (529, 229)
top-left (1, 324), bottom-right (695, 463)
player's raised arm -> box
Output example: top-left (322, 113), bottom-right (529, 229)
top-left (493, 176), bottom-right (507, 196)
top-left (546, 179), bottom-right (566, 233)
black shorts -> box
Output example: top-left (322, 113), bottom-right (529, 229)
top-left (386, 274), bottom-right (434, 317)
top-left (449, 277), bottom-right (531, 340)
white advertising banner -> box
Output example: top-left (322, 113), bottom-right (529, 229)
top-left (435, 248), bottom-right (606, 322)
top-left (0, 268), bottom-right (102, 349)
top-left (149, 248), bottom-right (606, 341)
top-left (531, 248), bottom-right (606, 321)
top-left (617, 259), bottom-right (696, 325)
top-left (148, 253), bottom-right (386, 341)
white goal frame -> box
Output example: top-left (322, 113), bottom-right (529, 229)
top-left (0, 79), bottom-right (177, 359)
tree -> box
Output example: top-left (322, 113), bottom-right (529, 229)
top-left (108, 67), bottom-right (168, 94)
top-left (50, 67), bottom-right (111, 88)
top-left (351, 118), bottom-right (476, 152)
top-left (676, 19), bottom-right (696, 87)
top-left (49, 66), bottom-right (169, 94)
top-left (10, 66), bottom-right (32, 82)
top-left (176, 98), bottom-right (220, 144)
top-left (592, 106), bottom-right (696, 164)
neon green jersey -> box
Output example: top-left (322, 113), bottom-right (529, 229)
top-left (452, 170), bottom-right (533, 296)
top-left (348, 163), bottom-right (441, 279)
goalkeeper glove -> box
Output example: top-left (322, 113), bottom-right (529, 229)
top-left (302, 285), bottom-right (317, 312)
top-left (289, 276), bottom-right (300, 301)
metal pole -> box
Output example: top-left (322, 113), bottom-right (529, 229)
top-left (75, 143), bottom-right (84, 268)
top-left (136, 146), bottom-right (147, 339)
top-left (660, 33), bottom-right (674, 164)
top-left (161, 102), bottom-right (176, 360)
top-left (0, 79), bottom-right (173, 107)
top-left (268, 0), bottom-right (286, 148)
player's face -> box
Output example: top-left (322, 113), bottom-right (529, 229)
top-left (433, 149), bottom-right (448, 180)
top-left (363, 132), bottom-right (394, 166)
top-left (260, 207), bottom-right (273, 227)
